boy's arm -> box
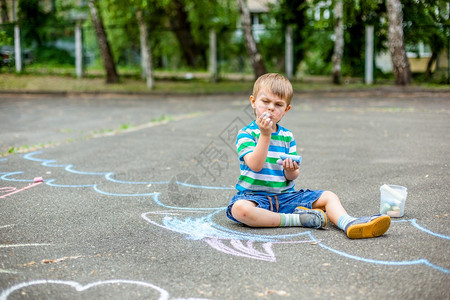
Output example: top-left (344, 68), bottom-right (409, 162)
top-left (283, 159), bottom-right (299, 181)
top-left (283, 135), bottom-right (299, 181)
top-left (243, 115), bottom-right (273, 172)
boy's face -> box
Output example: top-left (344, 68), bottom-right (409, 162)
top-left (250, 88), bottom-right (291, 128)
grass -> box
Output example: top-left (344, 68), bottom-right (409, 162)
top-left (0, 71), bottom-right (448, 95)
top-left (0, 72), bottom-right (254, 94)
top-left (0, 113), bottom-right (179, 157)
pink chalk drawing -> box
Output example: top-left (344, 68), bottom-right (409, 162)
top-left (0, 177), bottom-right (43, 199)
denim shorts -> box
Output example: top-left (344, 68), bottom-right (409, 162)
top-left (226, 189), bottom-right (324, 224)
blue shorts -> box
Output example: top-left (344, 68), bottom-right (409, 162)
top-left (226, 189), bottom-right (324, 224)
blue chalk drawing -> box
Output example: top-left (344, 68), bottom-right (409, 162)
top-left (0, 150), bottom-right (448, 274)
top-left (397, 219), bottom-right (450, 240)
top-left (317, 238), bottom-right (450, 274)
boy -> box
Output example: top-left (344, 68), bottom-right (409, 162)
top-left (226, 73), bottom-right (390, 239)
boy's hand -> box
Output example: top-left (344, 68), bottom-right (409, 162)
top-left (256, 112), bottom-right (273, 136)
top-left (283, 158), bottom-right (299, 181)
top-left (283, 158), bottom-right (299, 171)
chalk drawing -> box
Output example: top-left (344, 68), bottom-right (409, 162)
top-left (17, 151), bottom-right (232, 196)
top-left (0, 269), bottom-right (17, 274)
top-left (0, 225), bottom-right (14, 229)
top-left (0, 224), bottom-right (52, 248)
top-left (0, 279), bottom-right (210, 300)
top-left (0, 187), bottom-right (16, 198)
top-left (401, 219), bottom-right (450, 240)
top-left (141, 205), bottom-right (450, 273)
top-left (0, 178), bottom-right (43, 199)
top-left (1, 151), bottom-right (449, 274)
top-left (0, 243), bottom-right (51, 248)
top-left (0, 225), bottom-right (51, 275)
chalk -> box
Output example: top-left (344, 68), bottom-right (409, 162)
top-left (380, 184), bottom-right (404, 200)
top-left (387, 210), bottom-right (401, 217)
top-left (261, 112), bottom-right (272, 119)
top-left (380, 184), bottom-right (405, 206)
top-left (277, 154), bottom-right (302, 165)
top-left (34, 177), bottom-right (43, 183)
top-left (0, 177), bottom-right (44, 199)
top-left (392, 206), bottom-right (400, 212)
top-left (380, 203), bottom-right (391, 214)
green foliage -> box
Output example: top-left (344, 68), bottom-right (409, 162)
top-left (258, 28), bottom-right (284, 72)
top-left (18, 0), bottom-right (48, 46)
top-left (34, 45), bottom-right (74, 65)
top-left (90, 0), bottom-right (238, 70)
top-left (402, 0), bottom-right (448, 57)
top-left (0, 28), bottom-right (12, 45)
top-left (303, 29), bottom-right (334, 75)
top-left (270, 0), bottom-right (311, 74)
top-left (3, 0), bottom-right (446, 83)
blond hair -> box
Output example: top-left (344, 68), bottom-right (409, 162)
top-left (252, 73), bottom-right (293, 105)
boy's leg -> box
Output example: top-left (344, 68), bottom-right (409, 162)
top-left (230, 199), bottom-right (326, 228)
top-left (231, 199), bottom-right (281, 227)
top-left (312, 191), bottom-right (348, 225)
top-left (313, 191), bottom-right (391, 239)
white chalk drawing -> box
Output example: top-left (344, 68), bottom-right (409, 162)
top-left (0, 151), bottom-right (449, 274)
top-left (0, 279), bottom-right (209, 300)
top-left (0, 225), bottom-right (51, 274)
top-left (141, 207), bottom-right (318, 262)
top-left (0, 224), bottom-right (51, 248)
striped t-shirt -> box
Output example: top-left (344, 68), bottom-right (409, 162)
top-left (235, 121), bottom-right (297, 195)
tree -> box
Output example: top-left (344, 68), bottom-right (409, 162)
top-left (401, 0), bottom-right (447, 81)
top-left (101, 0), bottom-right (161, 86)
top-left (386, 0), bottom-right (412, 85)
top-left (17, 0), bottom-right (48, 47)
top-left (273, 0), bottom-right (309, 76)
top-left (1, 0), bottom-right (8, 23)
top-left (166, 0), bottom-right (206, 69)
top-left (236, 0), bottom-right (266, 79)
top-left (136, 7), bottom-right (153, 89)
top-left (88, 0), bottom-right (119, 84)
top-left (332, 0), bottom-right (344, 84)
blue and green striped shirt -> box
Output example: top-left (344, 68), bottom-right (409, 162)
top-left (235, 121), bottom-right (297, 195)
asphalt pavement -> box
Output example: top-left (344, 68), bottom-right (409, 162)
top-left (0, 89), bottom-right (449, 299)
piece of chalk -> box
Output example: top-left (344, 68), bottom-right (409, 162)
top-left (380, 203), bottom-right (391, 214)
top-left (387, 210), bottom-right (401, 217)
top-left (33, 177), bottom-right (43, 183)
top-left (261, 112), bottom-right (272, 119)
top-left (279, 154), bottom-right (302, 164)
top-left (380, 184), bottom-right (404, 202)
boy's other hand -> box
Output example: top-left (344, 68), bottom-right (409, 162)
top-left (283, 158), bottom-right (299, 181)
top-left (283, 158), bottom-right (299, 171)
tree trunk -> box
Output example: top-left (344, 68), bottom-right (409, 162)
top-left (169, 0), bottom-right (205, 68)
top-left (386, 0), bottom-right (412, 85)
top-left (332, 0), bottom-right (344, 84)
top-left (1, 0), bottom-right (9, 23)
top-left (237, 0), bottom-right (267, 79)
top-left (88, 0), bottom-right (119, 84)
top-left (425, 50), bottom-right (437, 81)
top-left (136, 8), bottom-right (154, 89)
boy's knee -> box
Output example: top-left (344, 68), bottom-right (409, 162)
top-left (314, 190), bottom-right (340, 209)
top-left (322, 190), bottom-right (339, 200)
top-left (231, 200), bottom-right (254, 221)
